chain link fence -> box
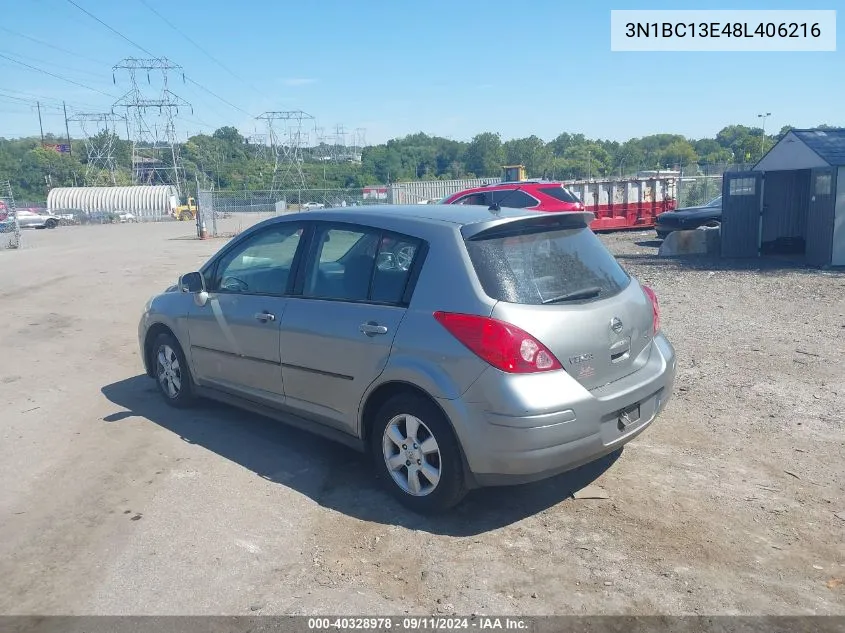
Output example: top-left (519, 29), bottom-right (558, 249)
top-left (195, 165), bottom-right (757, 239)
top-left (198, 188), bottom-right (390, 237)
top-left (675, 163), bottom-right (754, 209)
top-left (1, 181), bottom-right (21, 250)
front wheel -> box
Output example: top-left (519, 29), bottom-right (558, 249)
top-left (45, 219), bottom-right (58, 229)
top-left (370, 393), bottom-right (467, 514)
top-left (152, 332), bottom-right (196, 408)
top-left (179, 211), bottom-right (193, 221)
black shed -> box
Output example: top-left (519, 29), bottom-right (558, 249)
top-left (720, 128), bottom-right (845, 266)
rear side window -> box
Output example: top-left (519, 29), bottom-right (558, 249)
top-left (538, 186), bottom-right (581, 204)
top-left (465, 226), bottom-right (630, 305)
top-left (488, 190), bottom-right (539, 209)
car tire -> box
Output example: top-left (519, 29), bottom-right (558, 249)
top-left (45, 219), bottom-right (58, 229)
top-left (370, 393), bottom-right (467, 514)
top-left (151, 332), bottom-right (196, 408)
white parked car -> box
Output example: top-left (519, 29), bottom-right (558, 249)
top-left (16, 209), bottom-right (60, 229)
top-left (301, 202), bottom-right (325, 210)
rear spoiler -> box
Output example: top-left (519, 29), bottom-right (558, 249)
top-left (461, 211), bottom-right (595, 241)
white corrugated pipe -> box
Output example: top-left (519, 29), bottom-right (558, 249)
top-left (47, 186), bottom-right (179, 219)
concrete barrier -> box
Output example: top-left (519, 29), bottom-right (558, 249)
top-left (658, 226), bottom-right (720, 257)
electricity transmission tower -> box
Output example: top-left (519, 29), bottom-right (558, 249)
top-left (248, 133), bottom-right (268, 161)
top-left (351, 128), bottom-right (366, 161)
top-left (256, 110), bottom-right (314, 193)
top-left (333, 124), bottom-right (347, 161)
top-left (112, 57), bottom-right (191, 196)
top-left (68, 112), bottom-right (126, 186)
top-left (313, 126), bottom-right (330, 163)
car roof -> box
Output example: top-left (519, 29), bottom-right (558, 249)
top-left (279, 204), bottom-right (541, 226)
top-left (249, 204), bottom-right (594, 239)
top-left (447, 181), bottom-right (570, 195)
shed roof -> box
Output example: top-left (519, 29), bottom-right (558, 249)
top-left (791, 128), bottom-right (845, 166)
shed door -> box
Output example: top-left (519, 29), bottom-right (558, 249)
top-left (805, 167), bottom-right (836, 267)
top-left (721, 172), bottom-right (763, 258)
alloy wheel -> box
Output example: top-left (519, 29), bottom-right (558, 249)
top-left (156, 344), bottom-right (182, 399)
top-left (381, 413), bottom-right (442, 496)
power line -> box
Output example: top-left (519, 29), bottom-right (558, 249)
top-left (137, 0), bottom-right (267, 99)
top-left (0, 26), bottom-right (109, 66)
top-left (64, 0), bottom-right (157, 57)
top-left (184, 76), bottom-right (253, 117)
top-left (0, 88), bottom-right (103, 112)
top-left (0, 52), bottom-right (116, 98)
top-left (0, 48), bottom-right (110, 82)
top-left (64, 0), bottom-right (254, 121)
top-left (0, 96), bottom-right (65, 114)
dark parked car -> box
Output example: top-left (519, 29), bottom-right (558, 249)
top-left (655, 195), bottom-right (721, 239)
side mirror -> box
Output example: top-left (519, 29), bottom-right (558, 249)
top-left (179, 272), bottom-right (209, 307)
top-left (179, 271), bottom-right (204, 293)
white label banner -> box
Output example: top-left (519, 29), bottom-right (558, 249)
top-left (611, 10), bottom-right (836, 52)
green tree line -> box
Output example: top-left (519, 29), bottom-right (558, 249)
top-left (0, 123), bottom-right (838, 201)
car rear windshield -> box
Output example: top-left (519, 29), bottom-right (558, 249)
top-left (464, 225), bottom-right (630, 305)
top-left (538, 185), bottom-right (581, 203)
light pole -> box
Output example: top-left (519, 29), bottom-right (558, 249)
top-left (757, 112), bottom-right (771, 159)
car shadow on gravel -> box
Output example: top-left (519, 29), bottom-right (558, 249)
top-left (634, 239), bottom-right (663, 248)
top-left (616, 252), bottom-right (845, 275)
top-left (102, 375), bottom-right (620, 536)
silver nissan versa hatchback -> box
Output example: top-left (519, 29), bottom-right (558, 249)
top-left (139, 205), bottom-right (676, 513)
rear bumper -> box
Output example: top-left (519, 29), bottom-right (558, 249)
top-left (655, 222), bottom-right (677, 238)
top-left (439, 333), bottom-right (676, 487)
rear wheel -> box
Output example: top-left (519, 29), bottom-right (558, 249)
top-left (152, 332), bottom-right (196, 408)
top-left (179, 211), bottom-right (193, 221)
top-left (370, 393), bottom-right (467, 514)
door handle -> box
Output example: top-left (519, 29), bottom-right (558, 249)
top-left (254, 311), bottom-right (276, 322)
top-left (360, 322), bottom-right (388, 336)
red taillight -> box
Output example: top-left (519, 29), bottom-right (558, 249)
top-left (642, 285), bottom-right (660, 334)
top-left (433, 312), bottom-right (562, 374)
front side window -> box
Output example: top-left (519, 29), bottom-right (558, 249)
top-left (455, 193), bottom-right (486, 205)
top-left (212, 223), bottom-right (304, 295)
top-left (303, 225), bottom-right (421, 304)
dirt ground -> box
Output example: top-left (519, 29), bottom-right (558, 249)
top-left (0, 220), bottom-right (843, 616)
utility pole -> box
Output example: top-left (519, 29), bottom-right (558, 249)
top-left (757, 112), bottom-right (771, 160)
top-left (36, 101), bottom-right (45, 146)
top-left (63, 101), bottom-right (72, 156)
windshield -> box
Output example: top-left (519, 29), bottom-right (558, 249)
top-left (465, 225), bottom-right (630, 305)
top-left (705, 196), bottom-right (722, 208)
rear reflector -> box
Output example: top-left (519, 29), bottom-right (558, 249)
top-left (642, 285), bottom-right (660, 335)
top-left (433, 312), bottom-right (562, 374)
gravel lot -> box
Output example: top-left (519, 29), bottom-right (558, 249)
top-left (0, 220), bottom-right (843, 616)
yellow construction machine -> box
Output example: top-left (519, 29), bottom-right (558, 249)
top-left (172, 197), bottom-right (198, 221)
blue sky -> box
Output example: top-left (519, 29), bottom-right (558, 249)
top-left (0, 0), bottom-right (841, 144)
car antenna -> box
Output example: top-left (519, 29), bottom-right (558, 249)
top-left (488, 184), bottom-right (525, 212)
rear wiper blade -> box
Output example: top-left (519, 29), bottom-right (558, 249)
top-left (541, 286), bottom-right (602, 304)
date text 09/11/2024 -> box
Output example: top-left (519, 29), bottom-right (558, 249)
top-left (307, 617), bottom-right (529, 630)
top-left (625, 22), bottom-right (822, 39)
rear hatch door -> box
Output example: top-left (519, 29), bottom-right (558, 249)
top-left (463, 214), bottom-right (655, 390)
